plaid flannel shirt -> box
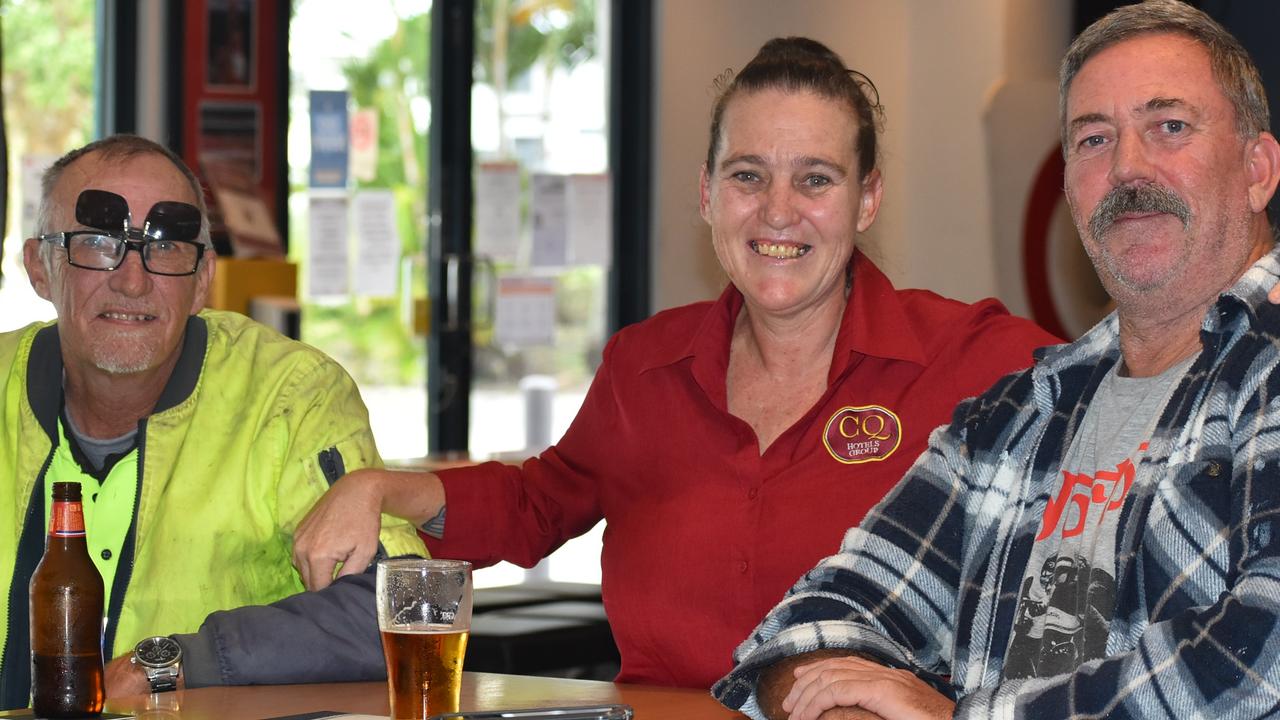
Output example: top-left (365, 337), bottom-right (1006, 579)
top-left (714, 248), bottom-right (1280, 719)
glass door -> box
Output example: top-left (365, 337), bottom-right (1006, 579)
top-left (290, 0), bottom-right (638, 588)
top-left (288, 0), bottom-right (431, 460)
top-left (0, 0), bottom-right (97, 333)
top-left (472, 0), bottom-right (611, 585)
top-left (467, 0), bottom-right (610, 461)
top-left (430, 0), bottom-right (612, 585)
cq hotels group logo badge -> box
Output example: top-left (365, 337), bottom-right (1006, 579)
top-left (823, 405), bottom-right (902, 464)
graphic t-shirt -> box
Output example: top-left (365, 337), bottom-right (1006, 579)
top-left (1003, 353), bottom-right (1196, 679)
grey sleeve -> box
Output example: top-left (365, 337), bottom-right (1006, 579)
top-left (174, 571), bottom-right (384, 688)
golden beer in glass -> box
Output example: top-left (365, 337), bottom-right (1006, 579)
top-left (376, 559), bottom-right (473, 719)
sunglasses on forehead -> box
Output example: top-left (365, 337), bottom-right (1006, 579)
top-left (39, 189), bottom-right (206, 276)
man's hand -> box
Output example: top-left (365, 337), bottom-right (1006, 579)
top-left (104, 654), bottom-right (149, 698)
top-left (782, 656), bottom-right (954, 720)
top-left (293, 469), bottom-right (387, 590)
top-left (818, 710), bottom-right (885, 720)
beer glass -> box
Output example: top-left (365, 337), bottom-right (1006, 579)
top-left (377, 558), bottom-right (473, 719)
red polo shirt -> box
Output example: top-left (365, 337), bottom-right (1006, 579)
top-left (429, 253), bottom-right (1060, 688)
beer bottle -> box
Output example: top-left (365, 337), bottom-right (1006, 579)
top-left (30, 481), bottom-right (105, 718)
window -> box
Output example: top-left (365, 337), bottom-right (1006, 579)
top-left (288, 0), bottom-right (648, 588)
top-left (288, 0), bottom-right (431, 459)
top-left (0, 0), bottom-right (97, 333)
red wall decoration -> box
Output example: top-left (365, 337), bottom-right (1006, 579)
top-left (180, 0), bottom-right (282, 240)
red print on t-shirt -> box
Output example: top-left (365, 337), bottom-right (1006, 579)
top-left (1036, 442), bottom-right (1148, 542)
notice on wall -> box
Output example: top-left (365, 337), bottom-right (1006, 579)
top-left (309, 90), bottom-right (349, 188)
top-left (350, 108), bottom-right (380, 183)
top-left (475, 162), bottom-right (522, 262)
top-left (494, 276), bottom-right (556, 347)
top-left (308, 194), bottom-right (349, 297)
top-left (567, 173), bottom-right (612, 266)
top-left (199, 101), bottom-right (262, 182)
top-left (530, 174), bottom-right (568, 268)
top-left (213, 185), bottom-right (283, 258)
top-left (353, 190), bottom-right (400, 297)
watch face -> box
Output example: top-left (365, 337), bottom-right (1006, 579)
top-left (135, 636), bottom-right (182, 667)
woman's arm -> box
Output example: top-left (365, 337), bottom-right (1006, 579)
top-left (292, 469), bottom-right (444, 590)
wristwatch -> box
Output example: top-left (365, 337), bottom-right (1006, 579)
top-left (131, 636), bottom-right (183, 693)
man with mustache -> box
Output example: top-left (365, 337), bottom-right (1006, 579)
top-left (0, 135), bottom-right (425, 708)
top-left (714, 2), bottom-right (1280, 718)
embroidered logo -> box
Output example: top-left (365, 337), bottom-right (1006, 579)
top-left (823, 405), bottom-right (902, 464)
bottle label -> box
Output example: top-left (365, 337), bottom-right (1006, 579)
top-left (50, 500), bottom-right (87, 537)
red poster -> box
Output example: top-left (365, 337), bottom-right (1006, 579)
top-left (182, 0), bottom-right (282, 242)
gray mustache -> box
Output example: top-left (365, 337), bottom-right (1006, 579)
top-left (1088, 184), bottom-right (1191, 240)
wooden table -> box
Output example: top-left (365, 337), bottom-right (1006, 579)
top-left (2, 672), bottom-right (747, 719)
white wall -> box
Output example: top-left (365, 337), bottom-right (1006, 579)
top-left (651, 0), bottom-right (1071, 318)
top-left (899, 0), bottom-right (1005, 301)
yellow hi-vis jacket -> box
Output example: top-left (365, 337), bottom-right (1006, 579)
top-left (0, 311), bottom-right (426, 708)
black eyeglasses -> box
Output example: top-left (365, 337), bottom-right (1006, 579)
top-left (39, 189), bottom-right (206, 277)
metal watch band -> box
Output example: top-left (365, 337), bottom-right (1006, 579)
top-left (145, 665), bottom-right (180, 693)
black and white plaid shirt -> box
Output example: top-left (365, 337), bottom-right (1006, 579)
top-left (714, 248), bottom-right (1280, 719)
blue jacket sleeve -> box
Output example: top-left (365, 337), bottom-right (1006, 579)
top-left (174, 571), bottom-right (384, 687)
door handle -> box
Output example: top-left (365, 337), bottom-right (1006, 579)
top-left (474, 255), bottom-right (496, 332)
top-left (444, 253), bottom-right (462, 332)
top-left (441, 253), bottom-right (497, 333)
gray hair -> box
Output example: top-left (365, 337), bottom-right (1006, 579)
top-left (35, 134), bottom-right (212, 253)
top-left (1059, 0), bottom-right (1270, 155)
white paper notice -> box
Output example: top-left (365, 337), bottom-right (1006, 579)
top-left (530, 174), bottom-right (568, 268)
top-left (495, 276), bottom-right (556, 347)
top-left (214, 187), bottom-right (285, 258)
top-left (353, 190), bottom-right (400, 297)
top-left (567, 173), bottom-right (612, 266)
top-left (475, 162), bottom-right (522, 262)
top-left (308, 195), bottom-right (350, 297)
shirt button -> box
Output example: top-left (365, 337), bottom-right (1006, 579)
top-left (737, 561), bottom-right (748, 574)
top-left (747, 488), bottom-right (759, 500)
top-left (1206, 461), bottom-right (1221, 477)
top-left (100, 549), bottom-right (112, 561)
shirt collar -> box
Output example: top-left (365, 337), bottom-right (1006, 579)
top-left (644, 282), bottom-right (737, 409)
top-left (643, 250), bottom-right (930, 378)
top-left (831, 250), bottom-right (930, 373)
top-left (26, 315), bottom-right (209, 439)
top-left (1218, 243), bottom-right (1280, 316)
top-left (1031, 243), bottom-right (1280, 373)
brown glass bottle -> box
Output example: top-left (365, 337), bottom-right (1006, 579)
top-left (30, 481), bottom-right (105, 718)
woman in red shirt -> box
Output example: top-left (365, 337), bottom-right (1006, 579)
top-left (291, 37), bottom-right (1060, 689)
